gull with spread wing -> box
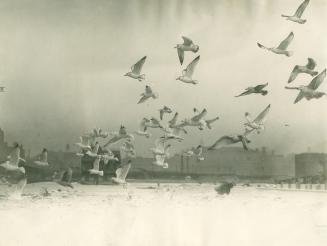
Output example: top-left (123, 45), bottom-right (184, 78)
top-left (282, 0), bottom-right (310, 24)
top-left (124, 56), bottom-right (147, 81)
top-left (257, 32), bottom-right (294, 57)
top-left (287, 58), bottom-right (318, 83)
top-left (235, 83), bottom-right (268, 97)
top-left (244, 104), bottom-right (271, 134)
top-left (176, 55), bottom-right (200, 85)
top-left (285, 69), bottom-right (326, 104)
top-left (175, 36), bottom-right (199, 65)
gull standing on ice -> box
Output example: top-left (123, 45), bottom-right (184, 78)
top-left (235, 83), bottom-right (268, 97)
top-left (124, 56), bottom-right (147, 81)
top-left (138, 85), bottom-right (158, 104)
top-left (176, 55), bottom-right (200, 85)
top-left (175, 36), bottom-right (199, 65)
top-left (285, 69), bottom-right (327, 104)
top-left (244, 104), bottom-right (271, 134)
top-left (257, 32), bottom-right (294, 57)
top-left (287, 58), bottom-right (318, 83)
top-left (89, 156), bottom-right (104, 176)
top-left (282, 0), bottom-right (310, 24)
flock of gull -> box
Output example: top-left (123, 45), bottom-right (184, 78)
top-left (0, 0), bottom-right (326, 189)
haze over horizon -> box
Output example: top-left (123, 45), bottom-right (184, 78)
top-left (0, 0), bottom-right (326, 156)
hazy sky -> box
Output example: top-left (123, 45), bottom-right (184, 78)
top-left (0, 0), bottom-right (326, 156)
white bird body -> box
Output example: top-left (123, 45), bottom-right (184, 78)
top-left (112, 162), bottom-right (131, 184)
top-left (0, 145), bottom-right (26, 173)
top-left (244, 104), bottom-right (271, 134)
top-left (282, 0), bottom-right (310, 24)
top-left (145, 117), bottom-right (163, 129)
top-left (89, 156), bottom-right (103, 176)
top-left (177, 55), bottom-right (200, 84)
top-left (161, 127), bottom-right (185, 142)
top-left (34, 149), bottom-right (49, 166)
top-left (175, 36), bottom-right (199, 65)
top-left (257, 32), bottom-right (294, 57)
top-left (153, 154), bottom-right (168, 169)
top-left (125, 56), bottom-right (147, 81)
top-left (285, 69), bottom-right (326, 104)
top-left (150, 139), bottom-right (171, 157)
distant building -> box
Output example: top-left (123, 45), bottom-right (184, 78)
top-left (295, 153), bottom-right (327, 178)
top-left (0, 128), bottom-right (12, 161)
top-left (130, 147), bottom-right (295, 179)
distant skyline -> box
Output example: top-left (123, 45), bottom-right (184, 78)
top-left (0, 0), bottom-right (326, 156)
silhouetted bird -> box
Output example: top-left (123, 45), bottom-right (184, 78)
top-left (215, 182), bottom-right (235, 195)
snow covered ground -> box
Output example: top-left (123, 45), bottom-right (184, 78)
top-left (0, 182), bottom-right (327, 246)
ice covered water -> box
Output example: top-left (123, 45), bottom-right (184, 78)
top-left (0, 182), bottom-right (327, 246)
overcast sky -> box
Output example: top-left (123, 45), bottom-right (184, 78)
top-left (0, 0), bottom-right (326, 156)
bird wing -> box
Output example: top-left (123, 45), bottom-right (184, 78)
top-left (307, 69), bottom-right (326, 90)
top-left (131, 56), bottom-right (147, 74)
top-left (295, 0), bottom-right (309, 18)
top-left (306, 57), bottom-right (316, 70)
top-left (294, 91), bottom-right (305, 104)
top-left (235, 89), bottom-right (252, 97)
top-left (177, 48), bottom-right (184, 65)
top-left (277, 32), bottom-right (294, 50)
top-left (240, 137), bottom-right (249, 151)
top-left (151, 117), bottom-right (161, 125)
top-left (288, 66), bottom-right (300, 83)
top-left (184, 55), bottom-right (200, 78)
top-left (138, 95), bottom-right (150, 104)
top-left (208, 136), bottom-right (235, 150)
top-left (254, 83), bottom-right (268, 91)
top-left (191, 108), bottom-right (207, 122)
top-left (155, 154), bottom-right (165, 164)
top-left (254, 104), bottom-right (271, 124)
top-left (168, 112), bottom-right (178, 126)
top-left (182, 36), bottom-right (193, 46)
top-left (257, 42), bottom-right (269, 50)
top-left (159, 110), bottom-right (164, 120)
top-left (139, 118), bottom-right (148, 131)
top-left (194, 145), bottom-right (202, 156)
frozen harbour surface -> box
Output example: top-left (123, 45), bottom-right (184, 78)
top-left (1, 182), bottom-right (327, 246)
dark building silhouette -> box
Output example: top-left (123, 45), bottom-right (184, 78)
top-left (295, 153), bottom-right (327, 179)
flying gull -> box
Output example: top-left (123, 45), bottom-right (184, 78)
top-left (235, 83), bottom-right (268, 97)
top-left (257, 32), bottom-right (294, 57)
top-left (285, 69), bottom-right (326, 103)
top-left (287, 58), bottom-right (318, 83)
top-left (176, 55), bottom-right (200, 85)
top-left (244, 104), bottom-right (271, 134)
top-left (282, 0), bottom-right (310, 24)
top-left (175, 36), bottom-right (199, 65)
top-left (138, 85), bottom-right (158, 104)
top-left (124, 56), bottom-right (147, 81)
